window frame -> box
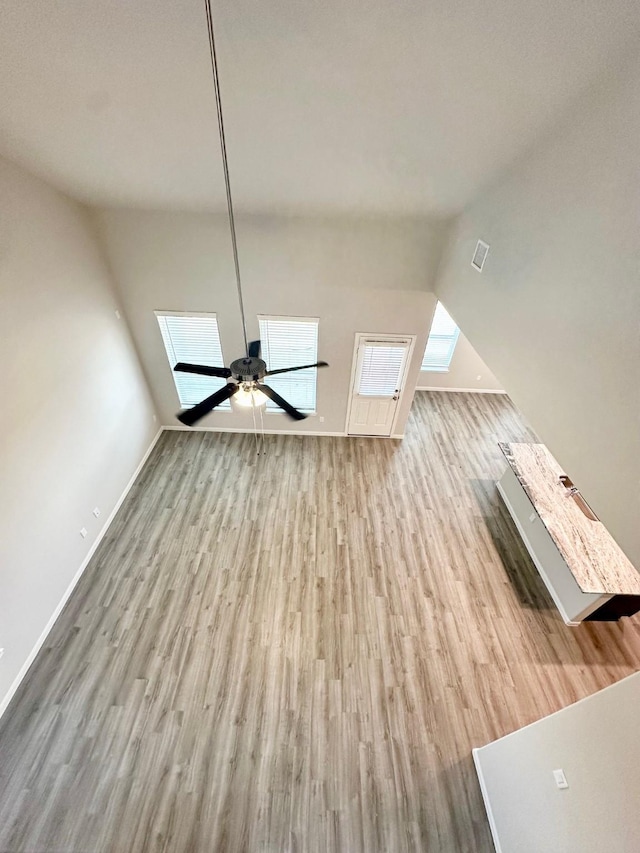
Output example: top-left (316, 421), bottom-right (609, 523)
top-left (420, 302), bottom-right (461, 373)
top-left (155, 310), bottom-right (231, 411)
top-left (258, 314), bottom-right (320, 415)
top-left (356, 339), bottom-right (411, 397)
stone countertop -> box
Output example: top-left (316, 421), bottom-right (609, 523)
top-left (499, 442), bottom-right (640, 596)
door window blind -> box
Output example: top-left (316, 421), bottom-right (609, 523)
top-left (156, 312), bottom-right (230, 409)
top-left (421, 302), bottom-right (460, 371)
top-left (258, 316), bottom-right (319, 413)
top-left (358, 342), bottom-right (408, 396)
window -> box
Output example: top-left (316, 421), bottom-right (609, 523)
top-left (258, 315), bottom-right (319, 413)
top-left (421, 302), bottom-right (460, 372)
top-left (358, 341), bottom-right (410, 396)
top-left (156, 311), bottom-right (230, 410)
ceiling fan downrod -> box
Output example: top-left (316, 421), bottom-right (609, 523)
top-left (168, 4), bottom-right (329, 428)
top-left (204, 0), bottom-right (249, 357)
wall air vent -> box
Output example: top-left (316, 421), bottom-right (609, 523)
top-left (471, 240), bottom-right (490, 272)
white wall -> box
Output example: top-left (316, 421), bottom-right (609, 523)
top-left (96, 211), bottom-right (445, 435)
top-left (0, 158), bottom-right (158, 710)
top-left (433, 51), bottom-right (640, 566)
top-left (474, 672), bottom-right (640, 853)
top-left (417, 326), bottom-right (504, 392)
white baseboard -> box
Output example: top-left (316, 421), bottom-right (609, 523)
top-left (163, 426), bottom-right (406, 440)
top-left (0, 428), bottom-right (163, 721)
top-left (415, 386), bottom-right (507, 394)
top-left (162, 425), bottom-right (348, 437)
top-left (472, 747), bottom-right (503, 853)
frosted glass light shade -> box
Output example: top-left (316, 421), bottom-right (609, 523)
top-left (234, 382), bottom-right (267, 408)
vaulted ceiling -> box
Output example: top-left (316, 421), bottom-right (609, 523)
top-left (1, 0), bottom-right (638, 216)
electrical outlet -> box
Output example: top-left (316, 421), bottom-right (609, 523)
top-left (80, 528), bottom-right (88, 539)
top-left (319, 416), bottom-right (325, 423)
top-left (553, 769), bottom-right (569, 789)
top-left (476, 375), bottom-right (482, 381)
top-left (92, 507), bottom-right (101, 518)
top-left (153, 414), bottom-right (157, 423)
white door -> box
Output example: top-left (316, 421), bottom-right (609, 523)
top-left (347, 336), bottom-right (412, 436)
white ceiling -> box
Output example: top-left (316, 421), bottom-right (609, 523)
top-left (1, 0), bottom-right (638, 216)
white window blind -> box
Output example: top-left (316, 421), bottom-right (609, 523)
top-left (421, 302), bottom-right (460, 372)
top-left (258, 316), bottom-right (319, 413)
top-left (358, 342), bottom-right (408, 396)
top-left (156, 312), bottom-right (230, 409)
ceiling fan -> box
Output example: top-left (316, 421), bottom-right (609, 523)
top-left (174, 0), bottom-right (328, 428)
top-left (174, 343), bottom-right (328, 426)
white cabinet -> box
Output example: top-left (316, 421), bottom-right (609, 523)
top-left (497, 465), bottom-right (611, 624)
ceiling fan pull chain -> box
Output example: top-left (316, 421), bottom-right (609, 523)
top-left (258, 400), bottom-right (266, 456)
top-left (251, 398), bottom-right (260, 456)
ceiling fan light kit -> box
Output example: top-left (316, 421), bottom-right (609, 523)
top-left (173, 0), bottom-right (328, 428)
top-left (234, 384), bottom-right (268, 408)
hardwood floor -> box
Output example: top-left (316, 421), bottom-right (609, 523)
top-left (1, 391), bottom-right (639, 852)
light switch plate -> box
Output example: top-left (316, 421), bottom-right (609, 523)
top-left (553, 769), bottom-right (569, 789)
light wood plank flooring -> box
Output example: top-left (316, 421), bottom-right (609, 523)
top-left (1, 392), bottom-right (639, 852)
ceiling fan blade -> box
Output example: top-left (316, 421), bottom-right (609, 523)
top-left (174, 362), bottom-right (232, 379)
top-left (177, 383), bottom-right (238, 427)
top-left (259, 383), bottom-right (307, 420)
top-left (265, 361), bottom-right (329, 377)
top-left (248, 340), bottom-right (261, 358)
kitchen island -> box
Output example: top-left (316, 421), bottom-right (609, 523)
top-left (497, 442), bottom-right (640, 624)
